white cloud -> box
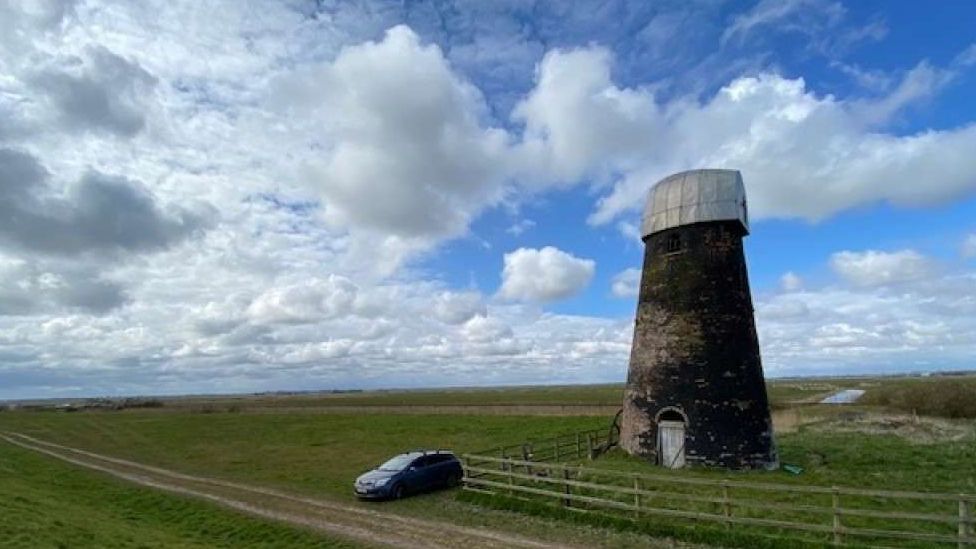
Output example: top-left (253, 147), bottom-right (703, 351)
top-left (962, 234), bottom-right (976, 259)
top-left (758, 296), bottom-right (810, 319)
top-left (460, 314), bottom-right (513, 342)
top-left (505, 219), bottom-right (536, 236)
top-left (247, 276), bottom-right (358, 325)
top-left (830, 249), bottom-right (935, 287)
top-left (853, 61), bottom-right (956, 125)
top-left (756, 268), bottom-right (976, 376)
top-left (616, 220), bottom-right (643, 243)
top-left (610, 268), bottom-right (642, 298)
top-left (433, 291), bottom-right (485, 325)
top-left (29, 45), bottom-right (158, 136)
top-left (780, 271), bottom-right (803, 291)
top-left (498, 247), bottom-right (595, 302)
top-left (512, 46), bottom-right (658, 185)
top-left (721, 0), bottom-right (851, 51)
top-left (584, 71), bottom-right (976, 226)
top-left (287, 26), bottom-right (511, 241)
top-left (1, 3), bottom-right (975, 398)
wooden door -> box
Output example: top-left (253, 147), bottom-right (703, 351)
top-left (658, 420), bottom-right (685, 468)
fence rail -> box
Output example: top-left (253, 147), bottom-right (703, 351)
top-left (462, 451), bottom-right (976, 548)
top-left (473, 427), bottom-right (611, 463)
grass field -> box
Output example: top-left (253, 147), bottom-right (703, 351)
top-left (55, 375), bottom-right (961, 413)
top-left (0, 441), bottom-right (358, 548)
top-left (0, 411), bottom-right (690, 548)
top-left (2, 374), bottom-right (974, 547)
top-left (0, 412), bottom-right (608, 500)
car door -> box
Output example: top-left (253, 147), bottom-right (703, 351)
top-left (403, 456), bottom-right (431, 491)
top-left (425, 454), bottom-right (448, 485)
top-left (417, 455), bottom-right (442, 488)
top-left (435, 455), bottom-right (458, 485)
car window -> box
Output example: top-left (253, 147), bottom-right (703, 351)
top-left (378, 454), bottom-right (415, 471)
top-left (430, 454), bottom-right (453, 464)
top-left (411, 456), bottom-right (432, 468)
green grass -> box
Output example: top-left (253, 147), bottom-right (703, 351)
top-left (0, 442), bottom-right (359, 548)
top-left (163, 384), bottom-right (628, 409)
top-left (0, 412), bottom-right (608, 500)
top-left (860, 376), bottom-right (976, 418)
top-left (581, 427), bottom-right (976, 493)
top-left (135, 377), bottom-right (868, 411)
top-left (477, 421), bottom-right (975, 548)
top-left (4, 376), bottom-right (975, 548)
top-left (0, 412), bottom-right (686, 548)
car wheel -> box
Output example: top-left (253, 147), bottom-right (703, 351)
top-left (391, 483), bottom-right (404, 500)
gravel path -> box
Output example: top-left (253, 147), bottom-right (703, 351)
top-left (2, 432), bottom-right (575, 549)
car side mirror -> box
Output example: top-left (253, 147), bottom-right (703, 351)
top-left (407, 466), bottom-right (417, 472)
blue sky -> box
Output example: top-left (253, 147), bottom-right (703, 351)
top-left (1, 0), bottom-right (975, 399)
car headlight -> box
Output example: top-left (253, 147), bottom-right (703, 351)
top-left (374, 477), bottom-right (390, 487)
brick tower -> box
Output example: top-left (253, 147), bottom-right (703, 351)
top-left (618, 169), bottom-right (778, 470)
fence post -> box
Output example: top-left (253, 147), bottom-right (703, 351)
top-left (969, 499), bottom-right (975, 539)
top-left (961, 496), bottom-right (971, 549)
top-left (587, 434), bottom-right (594, 460)
top-left (633, 476), bottom-right (641, 520)
top-left (832, 487), bottom-right (842, 546)
top-left (523, 443), bottom-right (533, 475)
top-left (563, 468), bottom-right (572, 507)
top-left (507, 457), bottom-right (515, 495)
top-left (576, 433), bottom-right (582, 458)
top-left (722, 480), bottom-right (732, 529)
top-left (463, 456), bottom-right (470, 487)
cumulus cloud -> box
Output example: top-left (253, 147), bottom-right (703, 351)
top-left (433, 291), bottom-right (485, 325)
top-left (756, 268), bottom-right (976, 375)
top-left (2, 3), bottom-right (975, 398)
top-left (0, 255), bottom-right (127, 315)
top-left (513, 46), bottom-right (658, 185)
top-left (247, 276), bottom-right (358, 325)
top-left (830, 249), bottom-right (935, 287)
top-left (287, 26), bottom-right (510, 240)
top-left (30, 46), bottom-right (157, 136)
top-left (503, 44), bottom-right (976, 228)
top-left (498, 246), bottom-right (595, 302)
top-left (461, 314), bottom-right (513, 342)
top-left (0, 149), bottom-right (211, 257)
top-left (586, 71), bottom-right (976, 225)
top-left (611, 268), bottom-right (642, 298)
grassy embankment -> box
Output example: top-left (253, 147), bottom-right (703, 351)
top-left (0, 441), bottom-right (358, 548)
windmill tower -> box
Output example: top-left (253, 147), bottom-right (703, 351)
top-left (618, 169), bottom-right (778, 470)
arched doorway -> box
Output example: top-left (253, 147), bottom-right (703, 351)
top-left (655, 408), bottom-right (687, 469)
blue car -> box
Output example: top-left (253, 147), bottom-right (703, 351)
top-left (354, 450), bottom-right (463, 500)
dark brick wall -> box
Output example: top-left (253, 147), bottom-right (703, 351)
top-left (619, 221), bottom-right (778, 469)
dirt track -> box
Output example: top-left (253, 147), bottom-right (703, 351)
top-left (1, 432), bottom-right (574, 549)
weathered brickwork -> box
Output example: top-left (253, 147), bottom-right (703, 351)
top-left (619, 221), bottom-right (778, 470)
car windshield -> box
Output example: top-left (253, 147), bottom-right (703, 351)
top-left (377, 454), bottom-right (415, 472)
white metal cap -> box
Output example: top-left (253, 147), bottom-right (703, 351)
top-left (641, 169), bottom-right (748, 238)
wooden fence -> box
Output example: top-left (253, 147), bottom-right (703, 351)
top-left (462, 452), bottom-right (975, 548)
top-left (474, 427), bottom-right (612, 463)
